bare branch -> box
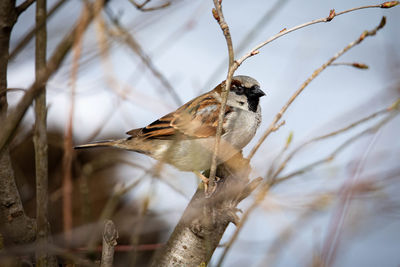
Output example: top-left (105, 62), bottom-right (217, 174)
top-left (129, 0), bottom-right (171, 11)
top-left (151, 153), bottom-right (259, 266)
top-left (100, 220), bottom-right (118, 267)
top-left (16, 0), bottom-right (35, 15)
top-left (203, 0), bottom-right (290, 91)
top-left (208, 0), bottom-right (236, 195)
top-left (9, 0), bottom-right (68, 61)
top-left (270, 102), bottom-right (395, 180)
top-left (0, 0), bottom-right (36, 246)
top-left (105, 15), bottom-right (183, 106)
top-left (0, 0), bottom-right (106, 154)
top-left (217, 17), bottom-right (389, 266)
top-left (276, 112), bottom-right (398, 183)
top-left (34, 0), bottom-right (57, 264)
top-left (236, 3), bottom-right (397, 66)
top-left (247, 16), bottom-right (387, 160)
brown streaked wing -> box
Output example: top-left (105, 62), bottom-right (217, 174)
top-left (126, 112), bottom-right (178, 140)
top-left (171, 94), bottom-right (232, 138)
top-left (126, 89), bottom-right (232, 140)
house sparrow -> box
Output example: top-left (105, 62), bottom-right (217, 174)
top-left (75, 75), bottom-right (265, 190)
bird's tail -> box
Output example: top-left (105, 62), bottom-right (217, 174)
top-left (74, 140), bottom-right (119, 150)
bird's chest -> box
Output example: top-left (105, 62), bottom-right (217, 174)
top-left (222, 108), bottom-right (261, 149)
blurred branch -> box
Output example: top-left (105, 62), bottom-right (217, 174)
top-left (216, 17), bottom-right (388, 266)
top-left (0, 0), bottom-right (106, 154)
top-left (61, 0), bottom-right (90, 245)
top-left (105, 15), bottom-right (183, 106)
top-left (34, 0), bottom-right (57, 264)
top-left (276, 111), bottom-right (397, 183)
top-left (87, 176), bottom-right (143, 251)
top-left (203, 0), bottom-right (290, 90)
top-left (271, 101), bottom-right (396, 181)
top-left (10, 0), bottom-right (68, 61)
top-left (129, 0), bottom-right (171, 11)
top-left (16, 0), bottom-right (35, 15)
top-left (130, 193), bottom-right (150, 266)
top-left (248, 16), bottom-right (387, 160)
top-left (100, 220), bottom-right (118, 267)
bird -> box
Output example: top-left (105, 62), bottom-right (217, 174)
top-left (75, 75), bottom-right (265, 193)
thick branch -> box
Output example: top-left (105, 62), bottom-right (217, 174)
top-left (150, 153), bottom-right (261, 266)
top-left (0, 0), bottom-right (36, 245)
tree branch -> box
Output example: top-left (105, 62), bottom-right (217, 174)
top-left (100, 220), bottom-right (118, 267)
top-left (129, 0), bottom-right (170, 12)
top-left (0, 0), bottom-right (106, 154)
top-left (34, 0), bottom-right (57, 265)
top-left (216, 17), bottom-right (389, 266)
top-left (16, 0), bottom-right (35, 15)
top-left (208, 0), bottom-right (236, 194)
top-left (0, 0), bottom-right (36, 246)
top-left (247, 16), bottom-right (387, 160)
top-left (150, 153), bottom-right (261, 266)
top-left (9, 0), bottom-right (68, 61)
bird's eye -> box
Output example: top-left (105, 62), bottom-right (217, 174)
top-left (235, 86), bottom-right (244, 95)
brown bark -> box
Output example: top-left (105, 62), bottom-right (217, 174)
top-left (100, 220), bottom-right (118, 267)
top-left (0, 0), bottom-right (36, 245)
top-left (34, 0), bottom-right (57, 265)
top-left (150, 153), bottom-right (261, 266)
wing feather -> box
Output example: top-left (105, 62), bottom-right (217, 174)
top-left (126, 91), bottom-right (232, 140)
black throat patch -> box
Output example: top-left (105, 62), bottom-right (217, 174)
top-left (246, 96), bottom-right (259, 112)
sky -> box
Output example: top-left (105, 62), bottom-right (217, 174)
top-left (7, 0), bottom-right (400, 266)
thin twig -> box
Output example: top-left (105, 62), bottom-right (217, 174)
top-left (216, 17), bottom-right (388, 266)
top-left (247, 16), bottom-right (387, 160)
top-left (330, 62), bottom-right (369, 69)
top-left (10, 0), bottom-right (68, 60)
top-left (276, 112), bottom-right (397, 183)
top-left (62, 1), bottom-right (89, 244)
top-left (208, 0), bottom-right (236, 193)
top-left (105, 15), bottom-right (183, 106)
top-left (270, 103), bottom-right (394, 180)
top-left (16, 0), bottom-right (35, 15)
top-left (129, 0), bottom-right (171, 11)
top-left (203, 0), bottom-right (290, 91)
top-left (236, 2), bottom-right (398, 67)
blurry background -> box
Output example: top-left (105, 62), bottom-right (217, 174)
top-left (6, 0), bottom-right (400, 266)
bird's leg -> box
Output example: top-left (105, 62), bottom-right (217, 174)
top-left (194, 171), bottom-right (220, 197)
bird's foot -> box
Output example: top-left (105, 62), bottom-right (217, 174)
top-left (194, 171), bottom-right (221, 198)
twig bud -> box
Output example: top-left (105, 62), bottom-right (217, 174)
top-left (388, 98), bottom-right (400, 111)
top-left (380, 1), bottom-right (399, 8)
top-left (250, 50), bottom-right (259, 56)
top-left (352, 63), bottom-right (369, 69)
top-left (212, 8), bottom-right (220, 22)
top-left (286, 131), bottom-right (293, 147)
top-left (327, 9), bottom-right (336, 21)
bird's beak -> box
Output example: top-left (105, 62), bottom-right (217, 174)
top-left (252, 86), bottom-right (266, 97)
